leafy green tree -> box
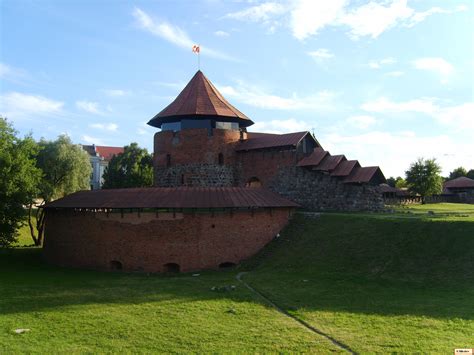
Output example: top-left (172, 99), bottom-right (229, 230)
top-left (29, 135), bottom-right (91, 246)
top-left (448, 166), bottom-right (467, 180)
top-left (467, 169), bottom-right (474, 180)
top-left (395, 176), bottom-right (407, 189)
top-left (0, 118), bottom-right (41, 247)
top-left (405, 158), bottom-right (443, 203)
top-left (102, 143), bottom-right (153, 189)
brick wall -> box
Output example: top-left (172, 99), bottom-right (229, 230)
top-left (154, 128), bottom-right (241, 186)
top-left (237, 149), bottom-right (297, 187)
top-left (43, 208), bottom-right (292, 273)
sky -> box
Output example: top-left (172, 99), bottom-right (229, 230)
top-left (1, 0), bottom-right (473, 177)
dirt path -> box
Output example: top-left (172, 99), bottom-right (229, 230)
top-left (236, 272), bottom-right (356, 354)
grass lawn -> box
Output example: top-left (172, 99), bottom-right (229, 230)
top-left (1, 203), bottom-right (473, 353)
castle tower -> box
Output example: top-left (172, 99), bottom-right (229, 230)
top-left (148, 71), bottom-right (253, 187)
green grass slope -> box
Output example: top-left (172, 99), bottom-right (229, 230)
top-left (1, 203), bottom-right (473, 353)
top-left (245, 205), bottom-right (474, 353)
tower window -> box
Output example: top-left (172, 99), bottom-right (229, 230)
top-left (166, 154), bottom-right (171, 167)
top-left (218, 153), bottom-right (224, 166)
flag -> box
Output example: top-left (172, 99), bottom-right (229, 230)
top-left (192, 45), bottom-right (200, 54)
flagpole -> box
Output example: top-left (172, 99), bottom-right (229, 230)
top-left (198, 44), bottom-right (200, 70)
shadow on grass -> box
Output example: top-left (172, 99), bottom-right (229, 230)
top-left (1, 213), bottom-right (473, 322)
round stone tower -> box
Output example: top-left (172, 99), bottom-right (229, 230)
top-left (148, 71), bottom-right (254, 187)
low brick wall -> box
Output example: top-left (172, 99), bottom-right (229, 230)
top-left (269, 166), bottom-right (384, 211)
top-left (43, 208), bottom-right (292, 273)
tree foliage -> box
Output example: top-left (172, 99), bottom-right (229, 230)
top-left (0, 118), bottom-right (41, 247)
top-left (448, 166), bottom-right (467, 180)
top-left (405, 158), bottom-right (443, 202)
top-left (102, 143), bottom-right (153, 189)
top-left (395, 177), bottom-right (407, 189)
top-left (467, 169), bottom-right (474, 180)
top-left (386, 177), bottom-right (396, 187)
top-left (29, 135), bottom-right (91, 246)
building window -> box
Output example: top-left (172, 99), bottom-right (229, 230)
top-left (181, 174), bottom-right (185, 185)
top-left (218, 153), bottom-right (224, 166)
top-left (166, 154), bottom-right (171, 167)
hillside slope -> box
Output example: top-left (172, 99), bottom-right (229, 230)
top-left (244, 208), bottom-right (474, 353)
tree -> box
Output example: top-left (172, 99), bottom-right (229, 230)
top-left (102, 143), bottom-right (153, 189)
top-left (0, 118), bottom-right (41, 247)
top-left (386, 177), bottom-right (396, 187)
top-left (467, 169), bottom-right (474, 180)
top-left (395, 176), bottom-right (407, 189)
top-left (405, 158), bottom-right (443, 203)
top-left (448, 166), bottom-right (467, 180)
top-left (29, 135), bottom-right (91, 246)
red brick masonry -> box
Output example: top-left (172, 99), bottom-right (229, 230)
top-left (43, 208), bottom-right (293, 272)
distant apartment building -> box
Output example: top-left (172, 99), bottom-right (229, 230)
top-left (82, 145), bottom-right (124, 189)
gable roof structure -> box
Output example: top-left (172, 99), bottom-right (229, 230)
top-left (148, 70), bottom-right (254, 128)
top-left (82, 145), bottom-right (124, 161)
top-left (236, 131), bottom-right (318, 151)
top-left (444, 176), bottom-right (474, 189)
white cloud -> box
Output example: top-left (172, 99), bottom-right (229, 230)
top-left (290, 0), bottom-right (347, 40)
top-left (346, 115), bottom-right (377, 129)
top-left (412, 57), bottom-right (454, 82)
top-left (249, 118), bottom-right (312, 134)
top-left (307, 48), bottom-right (334, 61)
top-left (82, 135), bottom-right (105, 145)
top-left (338, 0), bottom-right (414, 39)
top-left (368, 57), bottom-right (396, 69)
top-left (133, 7), bottom-right (234, 61)
top-left (0, 92), bottom-right (63, 119)
top-left (76, 101), bottom-right (104, 115)
top-left (322, 130), bottom-right (474, 177)
top-left (103, 89), bottom-right (128, 97)
top-left (224, 2), bottom-right (286, 22)
top-left (227, 1), bottom-right (465, 41)
top-left (217, 80), bottom-right (338, 111)
top-left (362, 97), bottom-right (474, 131)
top-left (89, 123), bottom-right (118, 131)
top-left (0, 63), bottom-right (29, 83)
top-left (405, 5), bottom-right (467, 27)
top-left (214, 30), bottom-right (230, 37)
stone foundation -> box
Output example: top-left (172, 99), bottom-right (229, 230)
top-left (155, 163), bottom-right (236, 187)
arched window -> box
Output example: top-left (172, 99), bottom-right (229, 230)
top-left (218, 153), bottom-right (224, 165)
top-left (110, 260), bottom-right (123, 271)
top-left (246, 177), bottom-right (262, 188)
top-left (163, 263), bottom-right (180, 273)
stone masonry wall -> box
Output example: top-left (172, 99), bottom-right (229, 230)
top-left (43, 208), bottom-right (292, 273)
top-left (155, 163), bottom-right (236, 187)
top-left (269, 166), bottom-right (384, 211)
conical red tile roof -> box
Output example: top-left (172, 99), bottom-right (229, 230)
top-left (148, 71), bottom-right (253, 128)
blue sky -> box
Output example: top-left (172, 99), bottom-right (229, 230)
top-left (1, 0), bottom-right (473, 177)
